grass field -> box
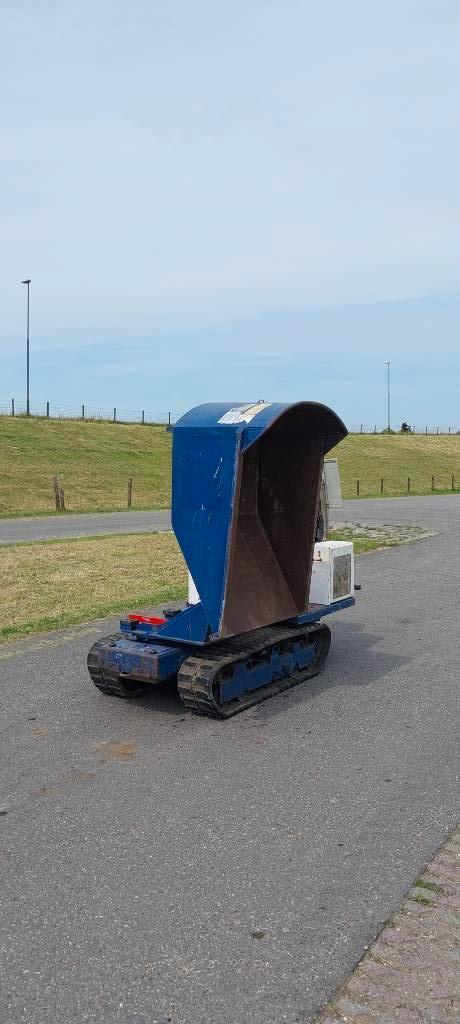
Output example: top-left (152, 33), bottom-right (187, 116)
top-left (0, 527), bottom-right (415, 645)
top-left (0, 416), bottom-right (459, 516)
top-left (333, 432), bottom-right (460, 498)
top-left (0, 416), bottom-right (171, 516)
top-left (0, 531), bottom-right (186, 643)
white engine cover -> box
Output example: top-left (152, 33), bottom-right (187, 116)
top-left (309, 540), bottom-right (354, 606)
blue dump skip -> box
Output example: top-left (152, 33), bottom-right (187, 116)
top-left (171, 401), bottom-right (347, 641)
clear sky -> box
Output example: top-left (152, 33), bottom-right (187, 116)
top-left (1, 1), bottom-right (459, 428)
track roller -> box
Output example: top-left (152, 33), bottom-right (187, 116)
top-left (178, 621), bottom-right (331, 718)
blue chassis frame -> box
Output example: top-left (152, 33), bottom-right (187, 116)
top-left (98, 593), bottom-right (354, 688)
top-left (119, 595), bottom-right (355, 647)
top-left (101, 597), bottom-right (356, 690)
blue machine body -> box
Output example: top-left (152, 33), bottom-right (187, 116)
top-left (88, 399), bottom-right (356, 713)
top-left (120, 400), bottom-right (351, 649)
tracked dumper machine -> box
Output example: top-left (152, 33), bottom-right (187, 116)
top-left (87, 401), bottom-right (355, 717)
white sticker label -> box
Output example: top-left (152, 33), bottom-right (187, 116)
top-left (218, 402), bottom-right (271, 425)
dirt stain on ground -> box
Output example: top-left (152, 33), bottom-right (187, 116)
top-left (66, 769), bottom-right (96, 783)
top-left (91, 740), bottom-right (137, 760)
top-left (36, 744), bottom-right (136, 799)
top-left (37, 770), bottom-right (95, 798)
top-left (37, 785), bottom-right (58, 798)
top-left (31, 725), bottom-right (48, 738)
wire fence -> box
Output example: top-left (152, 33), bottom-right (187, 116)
top-left (350, 475), bottom-right (458, 497)
top-left (0, 398), bottom-right (179, 425)
top-left (0, 399), bottom-right (459, 434)
top-left (345, 424), bottom-right (460, 435)
top-left (33, 472), bottom-right (460, 513)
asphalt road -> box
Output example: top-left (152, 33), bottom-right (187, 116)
top-left (1, 496), bottom-right (459, 1024)
top-left (0, 509), bottom-right (171, 544)
top-left (0, 494), bottom-right (455, 544)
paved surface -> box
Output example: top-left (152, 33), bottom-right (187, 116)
top-left (0, 509), bottom-right (172, 544)
top-left (334, 494), bottom-right (460, 531)
top-left (317, 827), bottom-right (460, 1023)
top-left (0, 494), bottom-right (456, 545)
top-left (1, 496), bottom-right (459, 1023)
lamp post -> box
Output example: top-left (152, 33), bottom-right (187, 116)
top-left (385, 360), bottom-right (390, 432)
top-left (21, 279), bottom-right (31, 415)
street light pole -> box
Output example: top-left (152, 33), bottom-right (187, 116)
top-left (22, 279), bottom-right (31, 415)
top-left (385, 360), bottom-right (390, 431)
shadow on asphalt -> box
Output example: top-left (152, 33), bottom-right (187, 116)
top-left (119, 677), bottom-right (186, 717)
top-left (108, 620), bottom-right (412, 723)
top-left (245, 623), bottom-right (411, 723)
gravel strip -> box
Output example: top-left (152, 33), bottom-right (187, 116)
top-left (330, 521), bottom-right (436, 544)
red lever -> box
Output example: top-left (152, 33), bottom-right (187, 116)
top-left (128, 613), bottom-right (167, 625)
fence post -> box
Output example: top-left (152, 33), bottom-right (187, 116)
top-left (82, 404), bottom-right (85, 420)
top-left (381, 477), bottom-right (384, 494)
top-left (452, 475), bottom-right (455, 491)
top-left (168, 411), bottom-right (171, 426)
top-left (113, 407), bottom-right (116, 423)
top-left (52, 476), bottom-right (60, 510)
top-left (407, 476), bottom-right (410, 492)
top-left (437, 427), bottom-right (439, 434)
top-left (141, 410), bottom-right (145, 425)
top-left (360, 424), bottom-right (363, 433)
top-left (425, 426), bottom-right (427, 435)
top-left (356, 480), bottom-right (360, 496)
top-left (127, 478), bottom-right (133, 508)
top-left (431, 476), bottom-right (435, 491)
top-left (59, 487), bottom-right (65, 510)
top-left (374, 425), bottom-right (376, 433)
top-left (11, 398), bottom-right (14, 416)
top-left (46, 401), bottom-right (50, 419)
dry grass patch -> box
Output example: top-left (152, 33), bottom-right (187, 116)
top-left (0, 531), bottom-right (187, 642)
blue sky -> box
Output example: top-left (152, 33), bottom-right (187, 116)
top-left (1, 1), bottom-right (459, 428)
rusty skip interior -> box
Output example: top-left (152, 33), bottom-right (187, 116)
top-left (221, 405), bottom-right (328, 637)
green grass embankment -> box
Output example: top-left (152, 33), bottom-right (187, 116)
top-left (0, 416), bottom-right (171, 516)
top-left (331, 432), bottom-right (459, 498)
top-left (0, 416), bottom-right (459, 516)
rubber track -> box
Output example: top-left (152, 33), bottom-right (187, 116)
top-left (87, 635), bottom-right (146, 699)
top-left (177, 622), bottom-right (331, 718)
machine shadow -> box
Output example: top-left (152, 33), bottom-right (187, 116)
top-left (128, 678), bottom-right (186, 717)
top-left (251, 621), bottom-right (413, 722)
